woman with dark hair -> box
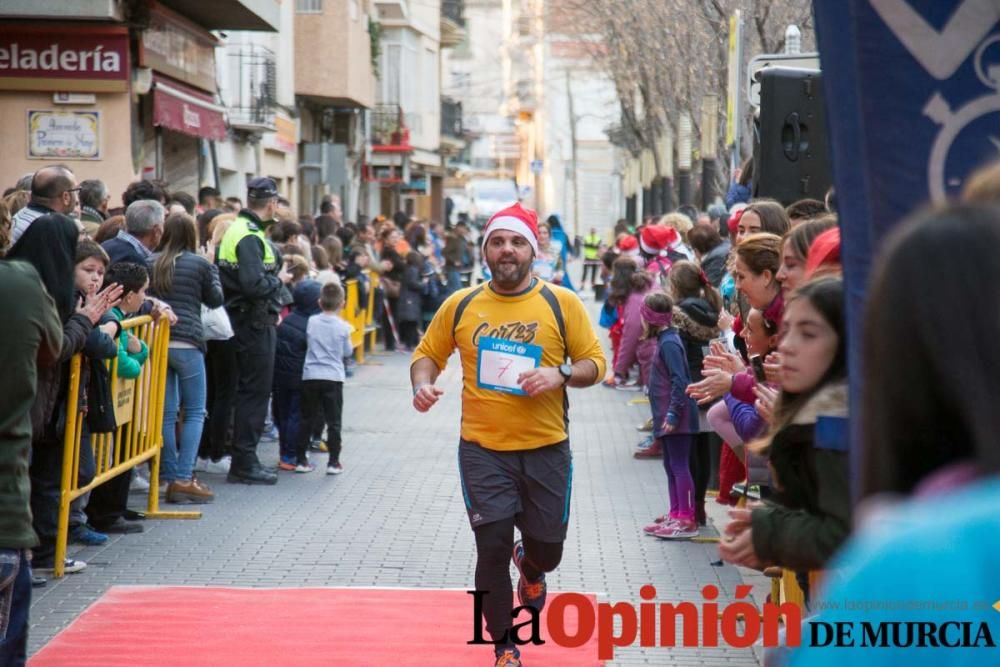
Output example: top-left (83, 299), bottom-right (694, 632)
top-left (687, 223), bottom-right (730, 288)
top-left (720, 277), bottom-right (849, 594)
top-left (397, 251), bottom-right (425, 350)
top-left (786, 205), bottom-right (1000, 665)
top-left (735, 200), bottom-right (791, 244)
top-left (379, 226), bottom-right (406, 351)
top-left (776, 215), bottom-right (839, 294)
top-left (149, 212), bottom-right (224, 504)
top-left (6, 213), bottom-right (121, 573)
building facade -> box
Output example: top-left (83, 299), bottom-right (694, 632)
top-left (0, 0), bottom-right (279, 208)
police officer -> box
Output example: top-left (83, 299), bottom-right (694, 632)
top-left (217, 177), bottom-right (288, 485)
top-left (580, 227), bottom-right (602, 290)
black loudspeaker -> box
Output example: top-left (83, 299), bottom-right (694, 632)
top-left (752, 67), bottom-right (833, 205)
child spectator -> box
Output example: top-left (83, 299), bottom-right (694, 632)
top-left (69, 240), bottom-right (121, 545)
top-left (641, 291), bottom-right (701, 540)
top-left (298, 283), bottom-right (354, 474)
top-left (273, 280), bottom-right (322, 470)
top-left (105, 263), bottom-right (150, 378)
top-left (668, 260), bottom-right (722, 526)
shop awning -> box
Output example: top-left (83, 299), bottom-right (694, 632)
top-left (152, 75), bottom-right (227, 141)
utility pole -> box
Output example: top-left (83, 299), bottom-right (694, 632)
top-left (565, 69), bottom-right (579, 239)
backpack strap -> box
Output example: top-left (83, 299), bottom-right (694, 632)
top-left (451, 285), bottom-right (485, 339)
top-left (538, 284), bottom-right (567, 360)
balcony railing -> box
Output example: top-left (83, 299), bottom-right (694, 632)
top-left (441, 98), bottom-right (463, 138)
top-left (226, 44), bottom-right (277, 132)
top-left (371, 104), bottom-right (412, 152)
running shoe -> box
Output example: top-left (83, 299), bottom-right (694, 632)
top-left (326, 463), bottom-right (344, 475)
top-left (278, 457), bottom-right (297, 471)
top-left (295, 462), bottom-right (316, 473)
top-left (512, 540), bottom-right (547, 612)
top-left (653, 518), bottom-right (699, 540)
top-left (636, 418), bottom-right (653, 432)
top-left (495, 647), bottom-right (522, 667)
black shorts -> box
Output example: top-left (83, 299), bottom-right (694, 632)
top-left (457, 439), bottom-right (572, 542)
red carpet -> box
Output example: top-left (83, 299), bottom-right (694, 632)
top-left (31, 586), bottom-right (602, 666)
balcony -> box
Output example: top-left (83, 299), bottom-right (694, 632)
top-left (440, 0), bottom-right (466, 48)
top-left (226, 44), bottom-right (277, 133)
top-left (371, 104), bottom-right (412, 153)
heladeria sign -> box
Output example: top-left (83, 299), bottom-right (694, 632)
top-left (0, 24), bottom-right (129, 93)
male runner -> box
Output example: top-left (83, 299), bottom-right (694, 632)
top-left (411, 202), bottom-right (606, 666)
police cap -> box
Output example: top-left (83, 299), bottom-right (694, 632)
top-left (247, 177), bottom-right (279, 200)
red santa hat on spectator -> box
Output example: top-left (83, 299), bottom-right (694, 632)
top-left (482, 203), bottom-right (540, 255)
top-left (617, 234), bottom-right (640, 256)
top-left (639, 225), bottom-right (678, 255)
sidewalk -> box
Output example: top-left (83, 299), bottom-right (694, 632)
top-left (29, 293), bottom-right (763, 665)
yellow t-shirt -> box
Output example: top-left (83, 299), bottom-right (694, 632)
top-left (412, 279), bottom-right (607, 451)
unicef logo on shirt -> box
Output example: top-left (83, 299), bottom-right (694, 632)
top-left (516, 345), bottom-right (527, 355)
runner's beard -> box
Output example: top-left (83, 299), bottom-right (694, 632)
top-left (487, 253), bottom-right (532, 291)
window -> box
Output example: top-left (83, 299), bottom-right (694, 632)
top-left (295, 0), bottom-right (322, 14)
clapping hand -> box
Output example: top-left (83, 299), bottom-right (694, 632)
top-left (77, 283), bottom-right (124, 325)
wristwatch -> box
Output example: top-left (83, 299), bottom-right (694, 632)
top-left (558, 363), bottom-right (573, 385)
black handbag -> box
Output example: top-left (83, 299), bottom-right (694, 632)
top-left (86, 358), bottom-right (117, 434)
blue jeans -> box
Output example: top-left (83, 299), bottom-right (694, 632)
top-left (0, 549), bottom-right (31, 666)
top-left (161, 348), bottom-right (208, 482)
top-left (271, 386), bottom-right (302, 462)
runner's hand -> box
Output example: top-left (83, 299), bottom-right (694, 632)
top-left (413, 384), bottom-right (444, 412)
top-left (517, 367), bottom-right (564, 397)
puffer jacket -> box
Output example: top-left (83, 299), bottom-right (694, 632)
top-left (648, 327), bottom-right (699, 437)
top-left (273, 280), bottom-right (322, 390)
top-left (148, 251), bottom-right (224, 352)
top-left (672, 297), bottom-right (720, 383)
top-left (751, 381), bottom-right (850, 571)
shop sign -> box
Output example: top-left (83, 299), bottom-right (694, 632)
top-left (140, 6), bottom-right (218, 93)
top-left (264, 113), bottom-right (298, 154)
top-left (27, 110), bottom-right (100, 160)
top-left (0, 26), bottom-right (129, 92)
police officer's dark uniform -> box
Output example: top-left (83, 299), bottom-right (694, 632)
top-left (217, 177), bottom-right (286, 484)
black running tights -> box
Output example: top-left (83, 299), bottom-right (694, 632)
top-left (473, 518), bottom-right (563, 648)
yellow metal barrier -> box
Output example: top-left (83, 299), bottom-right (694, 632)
top-left (343, 271), bottom-right (379, 364)
top-left (54, 316), bottom-right (200, 577)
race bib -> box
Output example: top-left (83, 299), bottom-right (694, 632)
top-left (476, 336), bottom-right (542, 396)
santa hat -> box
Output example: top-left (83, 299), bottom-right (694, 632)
top-left (639, 225), bottom-right (678, 255)
top-left (617, 234), bottom-right (639, 256)
top-left (483, 203), bottom-right (539, 255)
